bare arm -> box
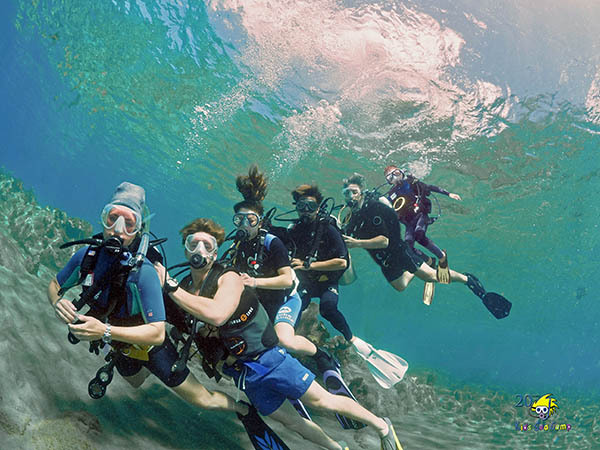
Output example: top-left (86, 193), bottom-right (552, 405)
top-left (291, 257), bottom-right (347, 271)
top-left (169, 271), bottom-right (243, 326)
top-left (241, 266), bottom-right (293, 290)
top-left (68, 316), bottom-right (165, 346)
top-left (343, 235), bottom-right (389, 249)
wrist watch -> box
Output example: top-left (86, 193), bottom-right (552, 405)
top-left (102, 324), bottom-right (112, 344)
top-left (165, 277), bottom-right (179, 293)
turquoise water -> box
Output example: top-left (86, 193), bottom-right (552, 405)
top-left (2, 0), bottom-right (600, 424)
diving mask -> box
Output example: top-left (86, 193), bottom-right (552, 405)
top-left (101, 204), bottom-right (142, 236)
top-left (185, 232), bottom-right (218, 258)
top-left (385, 168), bottom-right (405, 184)
top-left (233, 212), bottom-right (260, 228)
top-left (295, 199), bottom-right (319, 213)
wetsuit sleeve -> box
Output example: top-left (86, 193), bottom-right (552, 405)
top-left (135, 263), bottom-right (166, 323)
top-left (267, 237), bottom-right (290, 270)
top-left (56, 247), bottom-right (88, 287)
top-left (423, 181), bottom-right (450, 196)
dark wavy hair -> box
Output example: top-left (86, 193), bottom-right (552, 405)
top-left (179, 218), bottom-right (225, 246)
top-left (291, 184), bottom-right (323, 204)
top-left (233, 165), bottom-right (268, 216)
top-left (342, 173), bottom-right (366, 189)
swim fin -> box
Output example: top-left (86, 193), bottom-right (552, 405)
top-left (465, 273), bottom-right (512, 319)
top-left (314, 349), bottom-right (366, 429)
top-left (353, 338), bottom-right (408, 389)
top-left (423, 281), bottom-right (435, 305)
top-left (289, 399), bottom-right (312, 421)
top-left (380, 417), bottom-right (404, 450)
top-left (237, 402), bottom-right (290, 450)
top-left (323, 367), bottom-right (367, 429)
top-left (436, 251), bottom-right (451, 284)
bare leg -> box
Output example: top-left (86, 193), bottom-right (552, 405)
top-left (414, 263), bottom-right (467, 284)
top-left (122, 367), bottom-right (151, 388)
top-left (389, 271), bottom-right (415, 292)
top-left (300, 381), bottom-right (388, 437)
top-left (274, 322), bottom-right (317, 356)
top-left (171, 372), bottom-right (247, 414)
top-left (268, 398), bottom-right (341, 450)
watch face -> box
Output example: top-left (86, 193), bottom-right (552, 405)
top-left (167, 278), bottom-right (178, 292)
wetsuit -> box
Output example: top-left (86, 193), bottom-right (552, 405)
top-left (232, 233), bottom-right (303, 328)
top-left (288, 220), bottom-right (353, 341)
top-left (384, 176), bottom-right (449, 259)
top-left (345, 200), bottom-right (424, 283)
top-left (200, 264), bottom-right (316, 416)
top-left (233, 234), bottom-right (290, 321)
top-left (57, 246), bottom-right (188, 387)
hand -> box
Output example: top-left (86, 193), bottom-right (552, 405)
top-left (240, 273), bottom-right (257, 288)
top-left (154, 261), bottom-right (167, 285)
top-left (54, 298), bottom-right (78, 324)
top-left (343, 235), bottom-right (360, 248)
top-left (449, 193), bottom-right (462, 201)
top-left (290, 258), bottom-right (308, 271)
top-left (68, 315), bottom-right (107, 341)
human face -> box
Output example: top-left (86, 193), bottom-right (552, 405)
top-left (233, 207), bottom-right (261, 240)
top-left (342, 184), bottom-right (363, 210)
top-left (385, 168), bottom-right (405, 185)
top-left (101, 204), bottom-right (141, 246)
top-left (184, 232), bottom-right (218, 262)
top-left (295, 196), bottom-right (319, 222)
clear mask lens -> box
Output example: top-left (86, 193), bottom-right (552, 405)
top-left (385, 169), bottom-right (404, 184)
top-left (232, 212), bottom-right (260, 228)
top-left (101, 204), bottom-right (141, 236)
top-left (185, 233), bottom-right (217, 256)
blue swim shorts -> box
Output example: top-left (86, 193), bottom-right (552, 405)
top-left (224, 346), bottom-right (315, 416)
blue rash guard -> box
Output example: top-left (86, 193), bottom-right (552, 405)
top-left (57, 246), bottom-right (165, 323)
top-left (57, 246), bottom-right (188, 388)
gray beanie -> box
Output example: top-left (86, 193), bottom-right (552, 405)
top-left (110, 182), bottom-right (146, 219)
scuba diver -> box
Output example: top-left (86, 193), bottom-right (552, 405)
top-left (47, 182), bottom-right (272, 449)
top-left (382, 165), bottom-right (462, 284)
top-left (287, 184), bottom-right (354, 343)
top-left (341, 174), bottom-right (511, 320)
top-left (227, 166), bottom-right (366, 429)
top-left (160, 217), bottom-right (404, 450)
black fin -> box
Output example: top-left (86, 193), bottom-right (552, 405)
top-left (323, 369), bottom-right (367, 430)
top-left (482, 292), bottom-right (512, 319)
top-left (237, 403), bottom-right (290, 450)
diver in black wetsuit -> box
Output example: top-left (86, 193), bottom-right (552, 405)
top-left (287, 184), bottom-right (354, 343)
top-left (382, 165), bottom-right (462, 283)
top-left (341, 173), bottom-right (511, 319)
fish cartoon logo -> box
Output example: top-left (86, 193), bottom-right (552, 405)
top-left (530, 394), bottom-right (558, 420)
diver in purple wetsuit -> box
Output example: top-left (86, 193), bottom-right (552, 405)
top-left (382, 165), bottom-right (462, 284)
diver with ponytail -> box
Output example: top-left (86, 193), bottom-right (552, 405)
top-left (230, 165), bottom-right (319, 357)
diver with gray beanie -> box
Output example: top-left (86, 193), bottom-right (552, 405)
top-left (47, 182), bottom-right (271, 449)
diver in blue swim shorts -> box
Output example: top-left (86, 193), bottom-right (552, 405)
top-left (47, 183), bottom-right (264, 443)
top-left (161, 216), bottom-right (404, 450)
